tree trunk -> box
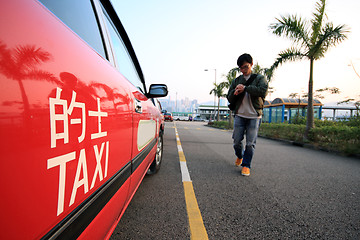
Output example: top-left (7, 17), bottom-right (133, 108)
top-left (228, 112), bottom-right (234, 129)
top-left (17, 78), bottom-right (32, 139)
top-left (17, 78), bottom-right (30, 114)
top-left (217, 98), bottom-right (220, 121)
top-left (305, 58), bottom-right (315, 139)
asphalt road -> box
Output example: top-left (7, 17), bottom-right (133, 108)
top-left (110, 121), bottom-right (360, 240)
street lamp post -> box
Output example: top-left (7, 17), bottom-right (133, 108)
top-left (205, 69), bottom-right (217, 121)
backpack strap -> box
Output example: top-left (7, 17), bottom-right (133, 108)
top-left (244, 74), bottom-right (257, 86)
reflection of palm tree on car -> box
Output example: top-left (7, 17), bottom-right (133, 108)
top-left (0, 41), bottom-right (58, 121)
top-left (90, 82), bottom-right (128, 113)
top-left (49, 72), bottom-right (97, 106)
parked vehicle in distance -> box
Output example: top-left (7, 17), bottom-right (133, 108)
top-left (0, 1), bottom-right (167, 239)
top-left (164, 112), bottom-right (173, 121)
top-left (173, 112), bottom-right (192, 121)
top-left (154, 99), bottom-right (165, 127)
top-left (194, 116), bottom-right (205, 121)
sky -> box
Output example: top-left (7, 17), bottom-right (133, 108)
top-left (112, 0), bottom-right (360, 105)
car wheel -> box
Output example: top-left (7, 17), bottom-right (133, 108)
top-left (147, 131), bottom-right (163, 175)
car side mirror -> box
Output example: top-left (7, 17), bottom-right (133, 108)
top-left (146, 84), bottom-right (168, 98)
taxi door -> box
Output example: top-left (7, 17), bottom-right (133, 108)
top-left (0, 1), bottom-right (133, 239)
top-left (98, 1), bottom-right (160, 200)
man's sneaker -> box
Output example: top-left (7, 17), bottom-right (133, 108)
top-left (241, 167), bottom-right (250, 176)
top-left (235, 158), bottom-right (243, 167)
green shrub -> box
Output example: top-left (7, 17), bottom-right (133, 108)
top-left (314, 119), bottom-right (338, 127)
top-left (211, 121), bottom-right (231, 129)
top-left (290, 115), bottom-right (306, 125)
top-left (259, 122), bottom-right (360, 156)
top-left (308, 125), bottom-right (360, 155)
top-left (259, 123), bottom-right (305, 142)
top-left (346, 115), bottom-right (360, 127)
top-left (210, 118), bottom-right (359, 156)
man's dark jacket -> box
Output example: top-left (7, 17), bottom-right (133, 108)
top-left (227, 74), bottom-right (268, 116)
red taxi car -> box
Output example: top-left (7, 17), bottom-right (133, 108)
top-left (0, 0), bottom-right (168, 239)
top-left (164, 112), bottom-right (173, 122)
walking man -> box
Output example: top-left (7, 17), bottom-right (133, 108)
top-left (227, 53), bottom-right (268, 176)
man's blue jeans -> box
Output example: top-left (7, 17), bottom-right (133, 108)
top-left (232, 116), bottom-right (261, 168)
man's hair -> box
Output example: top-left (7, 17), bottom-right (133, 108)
top-left (237, 53), bottom-right (253, 67)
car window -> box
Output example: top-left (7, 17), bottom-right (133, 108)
top-left (155, 99), bottom-right (162, 110)
top-left (38, 0), bottom-right (107, 59)
top-left (101, 6), bottom-right (145, 93)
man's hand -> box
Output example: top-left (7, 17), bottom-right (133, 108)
top-left (234, 84), bottom-right (245, 95)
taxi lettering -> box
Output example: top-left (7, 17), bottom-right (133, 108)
top-left (47, 88), bottom-right (109, 216)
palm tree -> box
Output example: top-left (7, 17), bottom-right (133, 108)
top-left (268, 0), bottom-right (349, 138)
top-left (210, 82), bottom-right (226, 121)
top-left (222, 67), bottom-right (240, 125)
top-left (223, 67), bottom-right (240, 89)
top-left (252, 62), bottom-right (264, 75)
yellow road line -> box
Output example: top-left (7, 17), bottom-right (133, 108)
top-left (183, 182), bottom-right (208, 240)
top-left (174, 123), bottom-right (208, 240)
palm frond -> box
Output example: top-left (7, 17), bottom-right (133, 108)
top-left (308, 23), bottom-right (349, 59)
top-left (26, 69), bottom-right (60, 84)
top-left (311, 0), bottom-right (327, 43)
top-left (210, 82), bottom-right (226, 97)
top-left (269, 15), bottom-right (310, 48)
top-left (14, 45), bottom-right (52, 67)
top-left (252, 62), bottom-right (263, 74)
top-left (0, 42), bottom-right (15, 78)
top-left (268, 48), bottom-right (306, 80)
top-left (218, 81), bottom-right (228, 89)
top-left (222, 67), bottom-right (240, 88)
top-left (323, 23), bottom-right (349, 46)
top-left (264, 68), bottom-right (274, 82)
top-left (227, 67), bottom-right (240, 81)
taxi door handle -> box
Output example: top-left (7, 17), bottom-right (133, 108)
top-left (135, 99), bottom-right (142, 113)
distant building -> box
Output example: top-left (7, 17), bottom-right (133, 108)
top-left (262, 98), bottom-right (323, 123)
top-left (322, 103), bottom-right (358, 121)
top-left (159, 97), bottom-right (199, 113)
top-left (196, 98), bottom-right (324, 123)
top-left (195, 105), bottom-right (231, 121)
